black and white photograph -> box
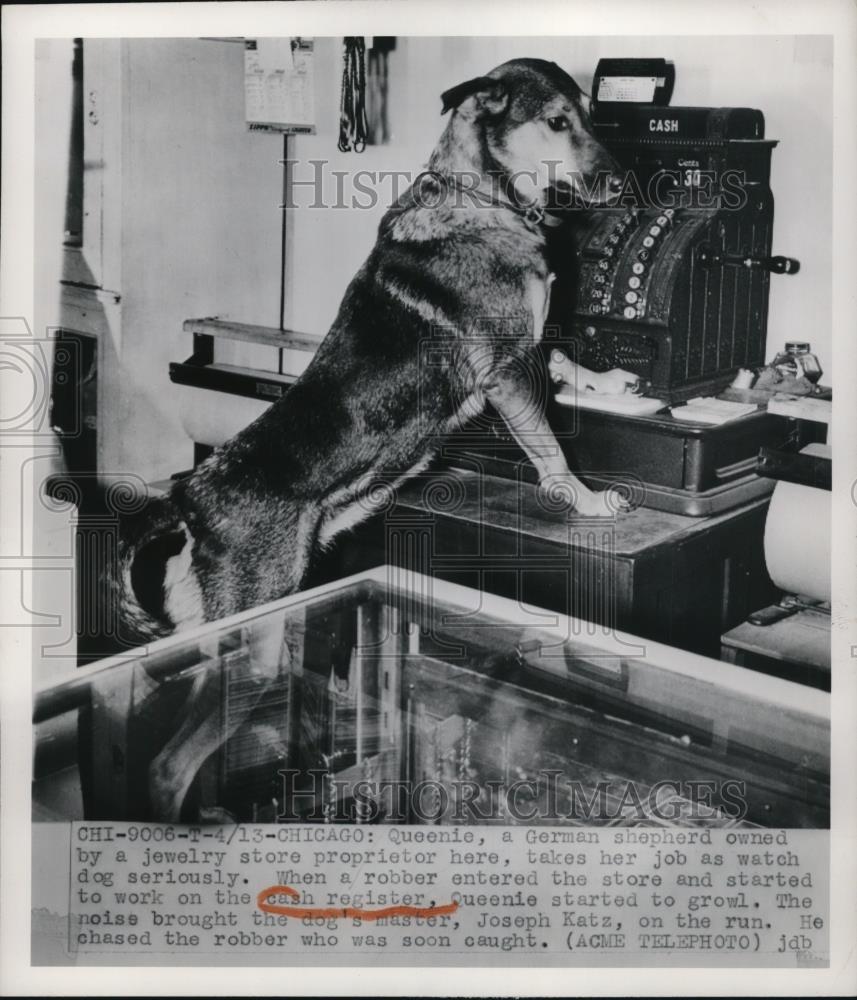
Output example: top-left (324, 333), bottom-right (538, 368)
top-left (1, 0), bottom-right (855, 995)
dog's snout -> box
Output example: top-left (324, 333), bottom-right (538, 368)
top-left (593, 165), bottom-right (625, 206)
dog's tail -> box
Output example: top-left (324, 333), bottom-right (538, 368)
top-left (46, 474), bottom-right (204, 657)
top-left (113, 492), bottom-right (204, 646)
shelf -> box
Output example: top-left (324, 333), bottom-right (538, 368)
top-left (182, 317), bottom-right (324, 354)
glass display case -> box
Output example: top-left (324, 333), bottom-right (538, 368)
top-left (33, 567), bottom-right (830, 828)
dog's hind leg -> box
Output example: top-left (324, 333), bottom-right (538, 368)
top-left (316, 452), bottom-right (435, 549)
top-left (146, 501), bottom-right (325, 821)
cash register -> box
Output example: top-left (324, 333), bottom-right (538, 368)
top-left (455, 57), bottom-right (805, 516)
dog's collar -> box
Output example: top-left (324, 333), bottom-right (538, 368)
top-left (419, 171), bottom-right (563, 231)
top-left (476, 189), bottom-right (565, 231)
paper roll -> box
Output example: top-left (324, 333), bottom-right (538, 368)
top-left (178, 385), bottom-right (273, 448)
top-left (763, 452), bottom-right (831, 601)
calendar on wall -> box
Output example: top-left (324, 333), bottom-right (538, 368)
top-left (244, 37), bottom-right (315, 134)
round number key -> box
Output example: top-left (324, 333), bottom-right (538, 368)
top-left (632, 261), bottom-right (645, 275)
top-left (625, 291), bottom-right (638, 304)
top-left (642, 236), bottom-right (655, 248)
top-left (623, 306), bottom-right (636, 319)
top-left (628, 276), bottom-right (641, 289)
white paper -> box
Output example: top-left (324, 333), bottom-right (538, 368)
top-left (244, 37), bottom-right (315, 134)
top-left (597, 75), bottom-right (658, 102)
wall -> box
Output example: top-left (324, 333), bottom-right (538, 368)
top-left (38, 38), bottom-right (286, 483)
top-left (119, 38), bottom-right (284, 479)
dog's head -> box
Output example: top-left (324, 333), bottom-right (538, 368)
top-left (440, 58), bottom-right (622, 207)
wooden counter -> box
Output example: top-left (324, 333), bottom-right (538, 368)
top-left (335, 468), bottom-right (778, 660)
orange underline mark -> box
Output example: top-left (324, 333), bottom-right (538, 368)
top-left (257, 884), bottom-right (459, 922)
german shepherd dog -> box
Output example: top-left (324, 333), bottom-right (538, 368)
top-left (103, 59), bottom-right (638, 819)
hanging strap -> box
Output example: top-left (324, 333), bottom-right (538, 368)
top-left (339, 37), bottom-right (368, 153)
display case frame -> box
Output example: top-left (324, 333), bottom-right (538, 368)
top-left (33, 566), bottom-right (830, 828)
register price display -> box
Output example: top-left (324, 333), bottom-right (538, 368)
top-left (65, 823), bottom-right (829, 966)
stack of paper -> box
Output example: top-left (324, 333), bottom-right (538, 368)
top-left (555, 388), bottom-right (665, 416)
top-left (767, 394), bottom-right (831, 425)
top-left (670, 397), bottom-right (759, 424)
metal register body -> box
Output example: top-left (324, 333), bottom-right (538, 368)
top-left (550, 106), bottom-right (781, 402)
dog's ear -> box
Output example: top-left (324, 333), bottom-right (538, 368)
top-left (440, 75), bottom-right (509, 117)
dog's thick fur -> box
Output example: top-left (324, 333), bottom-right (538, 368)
top-left (114, 58), bottom-right (624, 649)
top-left (92, 59), bottom-right (631, 819)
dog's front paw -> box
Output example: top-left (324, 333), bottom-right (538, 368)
top-left (574, 486), bottom-right (632, 517)
top-left (537, 475), bottom-right (584, 512)
top-left (537, 476), bottom-right (631, 517)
